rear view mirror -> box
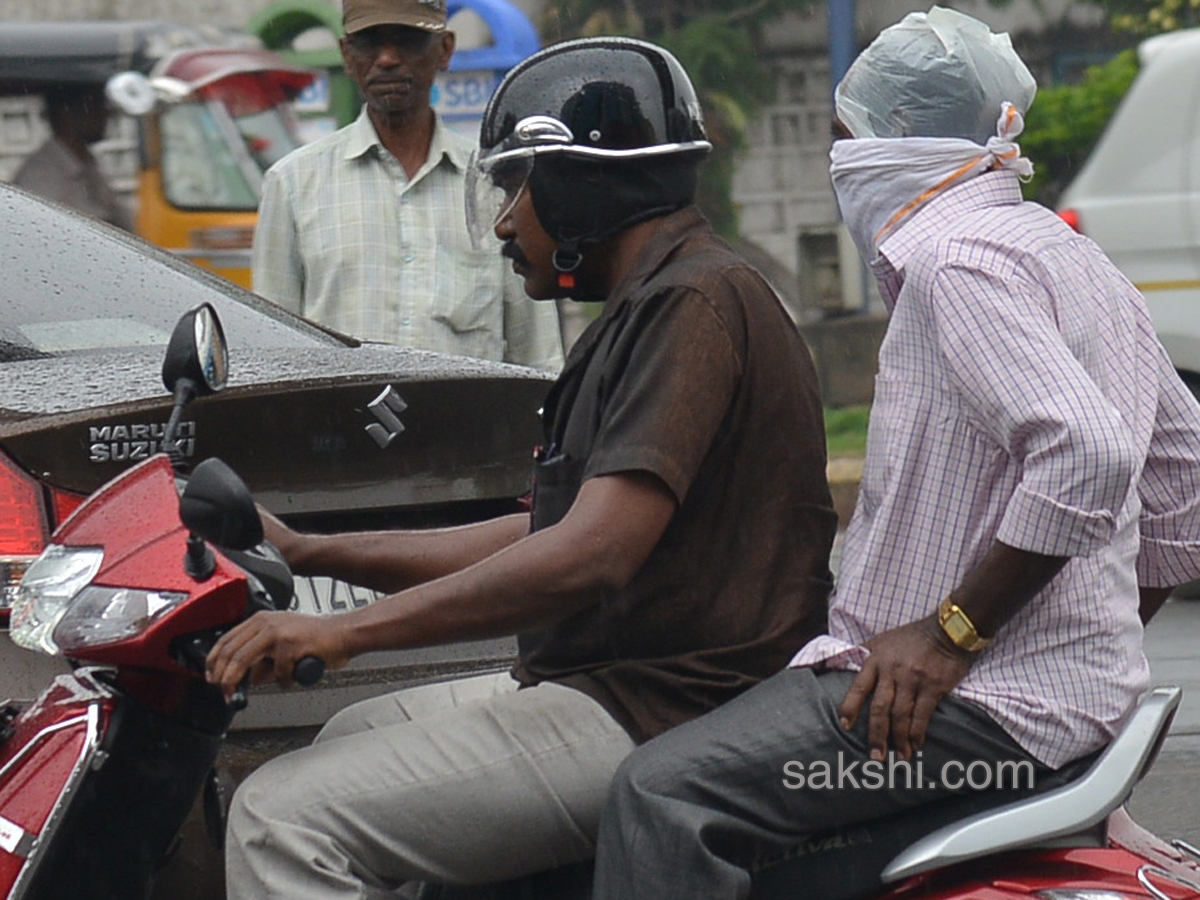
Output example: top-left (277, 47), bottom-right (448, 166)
top-left (105, 71), bottom-right (193, 115)
top-left (180, 458), bottom-right (263, 551)
top-left (160, 303), bottom-right (228, 463)
top-left (162, 302), bottom-right (228, 397)
top-left (105, 71), bottom-right (157, 116)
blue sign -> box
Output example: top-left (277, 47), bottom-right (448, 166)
top-left (433, 69), bottom-right (503, 120)
top-left (292, 71), bottom-right (331, 113)
top-left (432, 0), bottom-right (539, 132)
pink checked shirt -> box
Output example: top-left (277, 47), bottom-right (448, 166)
top-left (792, 171), bottom-right (1200, 768)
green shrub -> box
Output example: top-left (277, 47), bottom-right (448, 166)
top-left (824, 404), bottom-right (870, 457)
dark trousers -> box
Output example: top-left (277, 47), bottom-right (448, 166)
top-left (592, 668), bottom-right (1068, 900)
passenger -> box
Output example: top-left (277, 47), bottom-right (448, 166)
top-left (251, 0), bottom-right (563, 369)
top-left (13, 81), bottom-right (133, 231)
top-left (208, 37), bottom-right (838, 898)
top-left (591, 8), bottom-right (1200, 899)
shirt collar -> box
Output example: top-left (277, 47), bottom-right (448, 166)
top-left (343, 106), bottom-right (382, 160)
top-left (606, 206), bottom-right (709, 306)
top-left (564, 207), bottom-right (708, 365)
top-left (874, 169), bottom-right (1026, 292)
top-left (342, 106), bottom-right (471, 173)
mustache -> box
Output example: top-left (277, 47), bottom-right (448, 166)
top-left (501, 241), bottom-right (531, 267)
top-left (367, 75), bottom-right (414, 88)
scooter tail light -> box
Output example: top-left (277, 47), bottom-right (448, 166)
top-left (0, 452), bottom-right (51, 626)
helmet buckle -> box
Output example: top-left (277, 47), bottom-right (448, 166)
top-left (553, 246), bottom-right (583, 291)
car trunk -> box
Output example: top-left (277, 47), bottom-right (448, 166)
top-left (1, 348), bottom-right (552, 728)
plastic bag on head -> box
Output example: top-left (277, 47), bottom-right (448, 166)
top-left (835, 5), bottom-right (1036, 146)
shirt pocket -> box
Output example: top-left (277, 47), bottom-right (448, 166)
top-left (531, 450), bottom-right (585, 531)
top-left (431, 248), bottom-right (501, 335)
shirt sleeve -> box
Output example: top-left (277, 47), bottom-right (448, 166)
top-left (926, 262), bottom-right (1137, 558)
top-left (1137, 351), bottom-right (1200, 586)
top-left (582, 286), bottom-right (741, 504)
top-left (252, 166), bottom-right (305, 316)
top-left (500, 269), bottom-right (565, 371)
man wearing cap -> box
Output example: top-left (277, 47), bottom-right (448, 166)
top-left (592, 7), bottom-right (1200, 899)
top-left (251, 0), bottom-right (563, 368)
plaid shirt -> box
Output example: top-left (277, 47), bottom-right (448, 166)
top-left (252, 109), bottom-right (563, 370)
top-left (792, 171), bottom-right (1200, 768)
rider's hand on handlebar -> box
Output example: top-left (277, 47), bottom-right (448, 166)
top-left (837, 615), bottom-right (973, 763)
top-left (205, 610), bottom-right (348, 703)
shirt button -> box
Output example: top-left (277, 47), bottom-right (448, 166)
top-left (402, 316), bottom-right (412, 326)
top-left (401, 194), bottom-right (411, 204)
top-left (403, 253), bottom-right (415, 263)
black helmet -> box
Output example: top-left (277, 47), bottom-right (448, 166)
top-left (469, 37), bottom-right (711, 285)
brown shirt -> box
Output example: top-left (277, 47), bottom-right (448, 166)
top-left (512, 207), bottom-right (837, 743)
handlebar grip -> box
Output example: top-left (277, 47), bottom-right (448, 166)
top-left (293, 655), bottom-right (325, 687)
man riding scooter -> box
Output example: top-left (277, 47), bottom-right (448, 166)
top-left (205, 35), bottom-right (839, 898)
top-left (591, 7), bottom-right (1200, 898)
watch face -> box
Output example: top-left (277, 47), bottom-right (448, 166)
top-left (939, 602), bottom-right (988, 651)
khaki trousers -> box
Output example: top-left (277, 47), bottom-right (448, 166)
top-left (225, 671), bottom-right (635, 900)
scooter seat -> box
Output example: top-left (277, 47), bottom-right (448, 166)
top-left (880, 684), bottom-right (1182, 882)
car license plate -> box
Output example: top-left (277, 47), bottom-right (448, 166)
top-left (289, 576), bottom-right (382, 616)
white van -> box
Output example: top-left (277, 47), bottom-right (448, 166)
top-left (1057, 27), bottom-right (1200, 395)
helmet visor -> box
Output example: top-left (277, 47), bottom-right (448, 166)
top-left (465, 149), bottom-right (533, 249)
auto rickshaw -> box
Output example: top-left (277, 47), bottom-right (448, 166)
top-left (0, 21), bottom-right (314, 288)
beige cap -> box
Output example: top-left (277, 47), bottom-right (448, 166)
top-left (342, 0), bottom-right (447, 34)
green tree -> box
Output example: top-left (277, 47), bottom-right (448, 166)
top-left (1096, 0), bottom-right (1200, 34)
top-left (1020, 48), bottom-right (1140, 206)
top-left (537, 1), bottom-right (817, 238)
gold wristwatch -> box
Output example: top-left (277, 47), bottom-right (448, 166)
top-left (937, 596), bottom-right (991, 652)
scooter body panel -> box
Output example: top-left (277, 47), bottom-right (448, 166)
top-left (879, 845), bottom-right (1197, 900)
top-left (0, 673), bottom-right (112, 899)
top-left (48, 454), bottom-right (248, 677)
top-left (0, 667), bottom-right (228, 900)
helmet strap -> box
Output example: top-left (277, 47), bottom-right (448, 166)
top-left (553, 244), bottom-right (583, 291)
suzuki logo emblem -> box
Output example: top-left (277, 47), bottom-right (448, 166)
top-left (366, 386), bottom-right (408, 449)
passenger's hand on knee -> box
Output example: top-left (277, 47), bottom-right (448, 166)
top-left (838, 616), bottom-right (972, 762)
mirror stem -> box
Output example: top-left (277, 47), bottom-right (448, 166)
top-left (162, 378), bottom-right (198, 471)
top-left (185, 534), bottom-right (216, 581)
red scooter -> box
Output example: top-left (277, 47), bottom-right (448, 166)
top-left (0, 303), bottom-right (320, 900)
